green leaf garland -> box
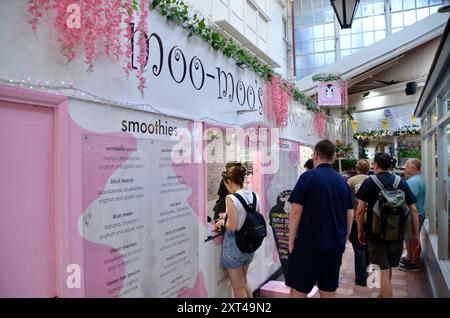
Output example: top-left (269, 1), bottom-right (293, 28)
top-left (353, 125), bottom-right (421, 141)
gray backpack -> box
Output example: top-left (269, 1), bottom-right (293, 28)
top-left (371, 175), bottom-right (410, 242)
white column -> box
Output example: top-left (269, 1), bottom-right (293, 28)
top-left (394, 136), bottom-right (398, 168)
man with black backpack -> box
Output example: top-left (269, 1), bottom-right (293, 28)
top-left (356, 153), bottom-right (420, 298)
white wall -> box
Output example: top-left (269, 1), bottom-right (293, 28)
top-left (187, 0), bottom-right (292, 78)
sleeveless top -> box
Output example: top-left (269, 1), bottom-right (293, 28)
top-left (227, 190), bottom-right (260, 231)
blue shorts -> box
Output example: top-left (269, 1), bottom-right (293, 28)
top-left (221, 231), bottom-right (254, 269)
top-left (286, 248), bottom-right (343, 293)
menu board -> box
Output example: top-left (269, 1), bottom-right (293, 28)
top-left (81, 133), bottom-right (200, 297)
top-left (268, 190), bottom-right (292, 279)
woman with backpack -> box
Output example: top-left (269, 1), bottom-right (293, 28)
top-left (215, 162), bottom-right (261, 298)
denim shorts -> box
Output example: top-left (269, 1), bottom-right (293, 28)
top-left (221, 231), bottom-right (254, 269)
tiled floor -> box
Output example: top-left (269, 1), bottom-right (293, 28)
top-left (335, 242), bottom-right (433, 298)
top-left (274, 242), bottom-right (433, 298)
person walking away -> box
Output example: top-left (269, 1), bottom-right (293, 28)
top-left (356, 153), bottom-right (420, 298)
top-left (213, 162), bottom-right (236, 221)
top-left (287, 140), bottom-right (354, 298)
top-left (216, 163), bottom-right (260, 298)
top-left (304, 159), bottom-right (314, 171)
top-left (347, 160), bottom-right (371, 286)
top-left (398, 158), bottom-right (426, 271)
top-left (213, 179), bottom-right (228, 221)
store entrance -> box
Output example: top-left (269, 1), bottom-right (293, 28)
top-left (0, 101), bottom-right (56, 297)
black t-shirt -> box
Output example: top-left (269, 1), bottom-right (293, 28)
top-left (356, 172), bottom-right (416, 242)
top-left (288, 163), bottom-right (353, 253)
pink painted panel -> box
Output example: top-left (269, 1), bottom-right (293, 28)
top-left (0, 101), bottom-right (56, 297)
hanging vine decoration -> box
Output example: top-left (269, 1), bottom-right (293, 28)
top-left (136, 0), bottom-right (149, 96)
top-left (123, 0), bottom-right (136, 77)
top-left (27, 0), bottom-right (143, 85)
top-left (104, 0), bottom-right (126, 62)
top-left (314, 111), bottom-right (327, 138)
top-left (266, 74), bottom-right (291, 127)
top-left (340, 79), bottom-right (348, 110)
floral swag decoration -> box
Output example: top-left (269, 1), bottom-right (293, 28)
top-left (28, 0), bottom-right (148, 95)
top-left (353, 125), bottom-right (421, 141)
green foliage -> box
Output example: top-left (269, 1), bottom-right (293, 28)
top-left (398, 149), bottom-right (421, 160)
top-left (132, 0), bottom-right (139, 11)
top-left (312, 73), bottom-right (342, 82)
top-left (335, 143), bottom-right (353, 157)
top-left (334, 159), bottom-right (357, 171)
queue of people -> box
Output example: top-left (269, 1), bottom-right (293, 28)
top-left (215, 139), bottom-right (425, 298)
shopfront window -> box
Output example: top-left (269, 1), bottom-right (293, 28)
top-left (434, 132), bottom-right (439, 232)
top-left (442, 124), bottom-right (450, 259)
top-left (433, 117), bottom-right (450, 260)
top-left (427, 108), bottom-right (437, 130)
top-left (446, 124), bottom-right (450, 258)
top-left (431, 110), bottom-right (437, 126)
top-left (422, 116), bottom-right (428, 131)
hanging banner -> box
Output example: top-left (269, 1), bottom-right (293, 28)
top-left (333, 118), bottom-right (342, 135)
top-left (382, 119), bottom-right (388, 131)
top-left (334, 118), bottom-right (343, 127)
top-left (350, 120), bottom-right (359, 132)
top-left (317, 82), bottom-right (342, 106)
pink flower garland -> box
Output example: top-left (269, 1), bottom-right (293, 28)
top-left (314, 111), bottom-right (327, 138)
top-left (266, 75), bottom-right (289, 127)
top-left (136, 0), bottom-right (149, 96)
top-left (103, 0), bottom-right (124, 62)
top-left (53, 0), bottom-right (83, 64)
top-left (28, 0), bottom-right (151, 94)
top-left (28, 0), bottom-right (50, 32)
top-left (122, 0), bottom-right (135, 77)
top-left (83, 0), bottom-right (103, 68)
top-left (340, 80), bottom-right (348, 110)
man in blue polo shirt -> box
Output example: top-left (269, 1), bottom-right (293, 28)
top-left (287, 140), bottom-right (354, 298)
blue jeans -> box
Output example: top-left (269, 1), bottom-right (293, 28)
top-left (349, 221), bottom-right (369, 281)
